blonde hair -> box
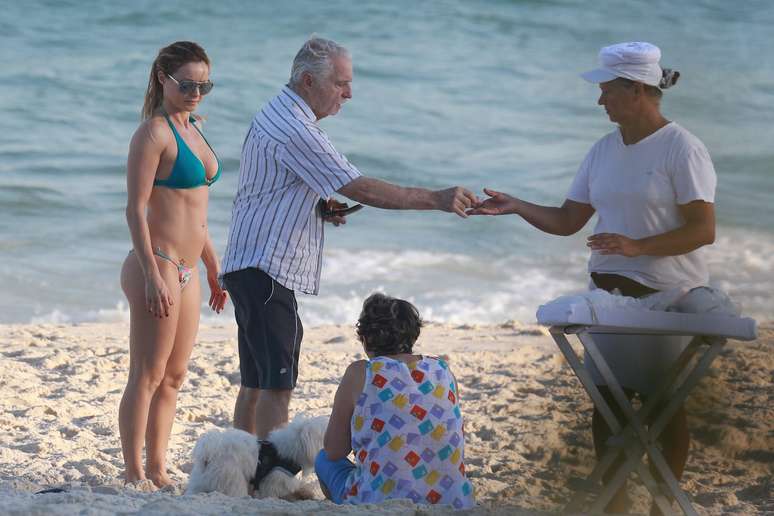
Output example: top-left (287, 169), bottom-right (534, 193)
top-left (141, 41), bottom-right (210, 120)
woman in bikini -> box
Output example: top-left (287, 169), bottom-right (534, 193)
top-left (119, 41), bottom-right (227, 488)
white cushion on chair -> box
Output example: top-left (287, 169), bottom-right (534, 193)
top-left (536, 289), bottom-right (757, 341)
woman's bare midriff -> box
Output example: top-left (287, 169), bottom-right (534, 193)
top-left (145, 186), bottom-right (210, 264)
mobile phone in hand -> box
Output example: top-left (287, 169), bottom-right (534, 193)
top-left (318, 199), bottom-right (364, 217)
top-left (330, 204), bottom-right (363, 216)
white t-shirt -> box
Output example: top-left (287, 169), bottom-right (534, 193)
top-left (567, 122), bottom-right (716, 291)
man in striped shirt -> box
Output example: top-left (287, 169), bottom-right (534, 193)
top-left (221, 37), bottom-right (478, 439)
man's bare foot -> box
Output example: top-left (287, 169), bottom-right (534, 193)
top-left (604, 487), bottom-right (631, 514)
top-left (650, 500), bottom-right (675, 516)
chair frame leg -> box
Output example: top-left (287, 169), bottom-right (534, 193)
top-left (549, 326), bottom-right (724, 516)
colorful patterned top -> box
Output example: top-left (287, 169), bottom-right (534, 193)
top-left (342, 356), bottom-right (475, 509)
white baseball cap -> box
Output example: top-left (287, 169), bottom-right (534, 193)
top-left (581, 41), bottom-right (663, 87)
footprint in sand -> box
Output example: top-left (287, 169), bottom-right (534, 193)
top-left (475, 426), bottom-right (498, 441)
top-left (92, 485), bottom-right (122, 495)
top-left (59, 425), bottom-right (79, 438)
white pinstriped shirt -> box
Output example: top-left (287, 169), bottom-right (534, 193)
top-left (221, 86), bottom-right (361, 294)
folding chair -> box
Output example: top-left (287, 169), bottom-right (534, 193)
top-left (536, 302), bottom-right (758, 515)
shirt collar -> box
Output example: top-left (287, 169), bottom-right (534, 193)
top-left (281, 85), bottom-right (316, 122)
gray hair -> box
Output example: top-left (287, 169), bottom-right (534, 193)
top-left (289, 37), bottom-right (350, 87)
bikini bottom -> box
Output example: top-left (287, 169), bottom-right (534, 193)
top-left (129, 248), bottom-right (193, 289)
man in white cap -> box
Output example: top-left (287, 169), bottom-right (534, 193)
top-left (470, 41), bottom-right (716, 514)
top-left (581, 41), bottom-right (666, 87)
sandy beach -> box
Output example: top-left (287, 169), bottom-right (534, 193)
top-left (0, 320), bottom-right (771, 515)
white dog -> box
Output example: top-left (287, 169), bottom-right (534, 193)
top-left (185, 414), bottom-right (328, 499)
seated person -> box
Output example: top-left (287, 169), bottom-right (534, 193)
top-left (315, 293), bottom-right (475, 509)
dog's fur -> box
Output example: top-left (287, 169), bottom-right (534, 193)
top-left (185, 414), bottom-right (328, 499)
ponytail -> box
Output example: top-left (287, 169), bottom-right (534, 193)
top-left (142, 60), bottom-right (163, 120)
top-left (659, 68), bottom-right (680, 89)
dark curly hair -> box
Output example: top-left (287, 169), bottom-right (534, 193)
top-left (356, 293), bottom-right (423, 356)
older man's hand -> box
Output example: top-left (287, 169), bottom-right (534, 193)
top-left (435, 187), bottom-right (480, 218)
top-left (321, 197), bottom-right (348, 226)
top-left (466, 188), bottom-right (518, 216)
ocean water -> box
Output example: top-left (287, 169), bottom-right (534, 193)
top-left (1, 0), bottom-right (772, 326)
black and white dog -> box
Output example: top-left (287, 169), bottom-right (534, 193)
top-left (185, 414), bottom-right (328, 499)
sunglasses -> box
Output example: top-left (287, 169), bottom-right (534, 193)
top-left (166, 74), bottom-right (214, 96)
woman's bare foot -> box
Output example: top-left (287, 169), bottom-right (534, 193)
top-left (125, 479), bottom-right (157, 492)
top-left (123, 469), bottom-right (148, 485)
top-left (146, 470), bottom-right (174, 488)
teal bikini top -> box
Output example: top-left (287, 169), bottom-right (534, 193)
top-left (154, 114), bottom-right (221, 189)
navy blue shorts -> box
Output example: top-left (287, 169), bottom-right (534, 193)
top-left (223, 268), bottom-right (303, 390)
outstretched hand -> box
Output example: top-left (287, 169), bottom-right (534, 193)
top-left (466, 188), bottom-right (517, 216)
top-left (436, 187), bottom-right (480, 218)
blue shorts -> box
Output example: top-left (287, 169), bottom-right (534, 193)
top-left (314, 449), bottom-right (356, 504)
